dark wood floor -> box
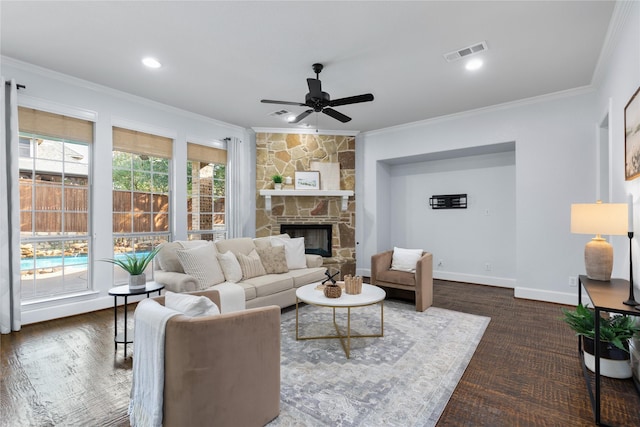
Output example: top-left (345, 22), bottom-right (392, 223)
top-left (2, 280), bottom-right (639, 426)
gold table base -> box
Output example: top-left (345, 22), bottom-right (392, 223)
top-left (295, 298), bottom-right (384, 359)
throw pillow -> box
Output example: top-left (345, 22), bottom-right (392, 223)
top-left (155, 241), bottom-right (184, 273)
top-left (390, 247), bottom-right (423, 273)
top-left (271, 236), bottom-right (307, 270)
top-left (256, 245), bottom-right (289, 274)
top-left (164, 291), bottom-right (220, 317)
top-left (236, 249), bottom-right (267, 280)
top-left (175, 242), bottom-right (225, 289)
top-left (217, 251), bottom-right (243, 282)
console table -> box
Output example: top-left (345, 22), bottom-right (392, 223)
top-left (578, 275), bottom-right (640, 426)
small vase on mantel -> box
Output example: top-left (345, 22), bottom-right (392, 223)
top-left (129, 273), bottom-right (147, 290)
top-left (274, 183), bottom-right (283, 190)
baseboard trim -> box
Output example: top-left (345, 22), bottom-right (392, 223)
top-left (514, 287), bottom-right (581, 306)
top-left (434, 271), bottom-right (516, 288)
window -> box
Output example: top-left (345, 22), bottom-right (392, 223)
top-left (112, 127), bottom-right (172, 284)
top-left (187, 143), bottom-right (227, 241)
top-left (18, 107), bottom-right (93, 301)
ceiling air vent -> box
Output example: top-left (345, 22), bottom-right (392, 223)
top-left (268, 109), bottom-right (291, 117)
top-left (443, 41), bottom-right (488, 62)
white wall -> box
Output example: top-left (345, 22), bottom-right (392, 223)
top-left (357, 90), bottom-right (599, 304)
top-left (386, 150), bottom-right (516, 287)
top-left (595, 2), bottom-right (640, 298)
top-left (356, 2), bottom-right (640, 305)
top-left (1, 57), bottom-right (253, 324)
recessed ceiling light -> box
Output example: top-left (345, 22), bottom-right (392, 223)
top-left (465, 59), bottom-right (483, 71)
top-left (142, 57), bottom-right (162, 69)
top-left (464, 59), bottom-right (482, 71)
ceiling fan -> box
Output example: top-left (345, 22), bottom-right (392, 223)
top-left (261, 63), bottom-right (374, 124)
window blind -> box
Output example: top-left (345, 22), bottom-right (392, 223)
top-left (187, 142), bottom-right (227, 164)
top-left (113, 127), bottom-right (173, 158)
top-left (18, 107), bottom-right (93, 143)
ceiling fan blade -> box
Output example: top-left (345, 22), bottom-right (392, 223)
top-left (307, 78), bottom-right (322, 98)
top-left (328, 93), bottom-right (374, 107)
top-left (322, 108), bottom-right (351, 123)
top-left (290, 109), bottom-right (313, 124)
top-left (261, 99), bottom-right (306, 106)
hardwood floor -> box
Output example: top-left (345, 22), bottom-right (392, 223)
top-left (1, 280), bottom-right (639, 426)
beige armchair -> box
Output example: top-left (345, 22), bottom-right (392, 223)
top-left (370, 250), bottom-right (433, 312)
top-left (154, 290), bottom-right (281, 427)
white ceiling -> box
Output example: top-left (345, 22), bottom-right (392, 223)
top-left (0, 1), bottom-right (615, 133)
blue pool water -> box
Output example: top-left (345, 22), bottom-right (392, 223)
top-left (21, 252), bottom-right (151, 271)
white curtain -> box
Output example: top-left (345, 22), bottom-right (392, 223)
top-left (1, 79), bottom-right (21, 333)
top-left (226, 137), bottom-right (244, 239)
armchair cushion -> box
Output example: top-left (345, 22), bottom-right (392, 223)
top-left (164, 291), bottom-right (220, 317)
top-left (391, 247), bottom-right (423, 273)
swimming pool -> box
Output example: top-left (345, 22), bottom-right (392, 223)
top-left (20, 252), bottom-right (151, 271)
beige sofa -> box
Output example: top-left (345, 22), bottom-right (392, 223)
top-left (154, 235), bottom-right (327, 309)
top-left (155, 290), bottom-right (281, 427)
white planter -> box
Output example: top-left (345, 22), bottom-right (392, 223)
top-left (583, 338), bottom-right (632, 379)
top-left (128, 273), bottom-right (147, 290)
top-left (274, 183), bottom-right (282, 190)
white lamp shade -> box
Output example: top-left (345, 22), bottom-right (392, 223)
top-left (570, 203), bottom-right (628, 236)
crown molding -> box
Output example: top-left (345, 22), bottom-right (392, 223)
top-left (363, 85), bottom-right (595, 137)
top-left (591, 0), bottom-right (637, 87)
top-left (251, 127), bottom-right (359, 136)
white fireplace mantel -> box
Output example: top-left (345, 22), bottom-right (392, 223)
top-left (259, 189), bottom-right (354, 212)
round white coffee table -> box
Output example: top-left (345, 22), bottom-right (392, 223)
top-left (295, 282), bottom-right (386, 358)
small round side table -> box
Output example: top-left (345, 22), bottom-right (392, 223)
top-left (108, 281), bottom-right (164, 358)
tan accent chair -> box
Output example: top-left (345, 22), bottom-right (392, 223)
top-left (370, 250), bottom-right (433, 312)
top-left (154, 290), bottom-right (281, 427)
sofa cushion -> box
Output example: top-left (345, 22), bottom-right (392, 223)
top-left (164, 291), bottom-right (220, 317)
top-left (156, 241), bottom-right (185, 273)
top-left (391, 247), bottom-right (423, 273)
top-left (253, 233), bottom-right (290, 250)
top-left (237, 249), bottom-right (267, 280)
top-left (215, 238), bottom-right (256, 256)
top-left (156, 240), bottom-right (209, 273)
top-left (217, 251), bottom-right (243, 282)
top-left (233, 281), bottom-right (257, 301)
top-left (285, 267), bottom-right (327, 287)
top-left (377, 269), bottom-right (416, 287)
top-left (256, 246), bottom-right (289, 274)
top-left (271, 237), bottom-right (307, 270)
top-left (175, 242), bottom-right (225, 289)
top-left (242, 274), bottom-right (294, 298)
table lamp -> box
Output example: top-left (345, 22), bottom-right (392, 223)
top-left (571, 201), bottom-right (628, 281)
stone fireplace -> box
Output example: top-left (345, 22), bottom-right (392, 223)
top-left (255, 133), bottom-right (356, 278)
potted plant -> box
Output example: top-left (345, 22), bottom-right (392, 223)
top-left (561, 303), bottom-right (640, 378)
top-left (101, 246), bottom-right (161, 290)
top-left (272, 174), bottom-right (283, 190)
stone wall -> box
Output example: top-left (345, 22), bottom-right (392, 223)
top-left (255, 133), bottom-right (356, 277)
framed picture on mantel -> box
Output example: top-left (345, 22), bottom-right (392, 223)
top-left (625, 86), bottom-right (640, 181)
top-left (294, 171), bottom-right (321, 190)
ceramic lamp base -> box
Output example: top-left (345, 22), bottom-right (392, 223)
top-left (585, 238), bottom-right (613, 281)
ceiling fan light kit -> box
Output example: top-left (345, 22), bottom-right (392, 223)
top-left (261, 63), bottom-right (374, 124)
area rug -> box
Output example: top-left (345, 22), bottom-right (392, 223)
top-left (268, 300), bottom-right (490, 427)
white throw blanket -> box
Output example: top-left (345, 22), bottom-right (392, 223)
top-left (129, 299), bottom-right (180, 427)
top-left (211, 282), bottom-right (246, 313)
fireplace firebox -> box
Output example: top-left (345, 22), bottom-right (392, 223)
top-left (280, 224), bottom-right (332, 257)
